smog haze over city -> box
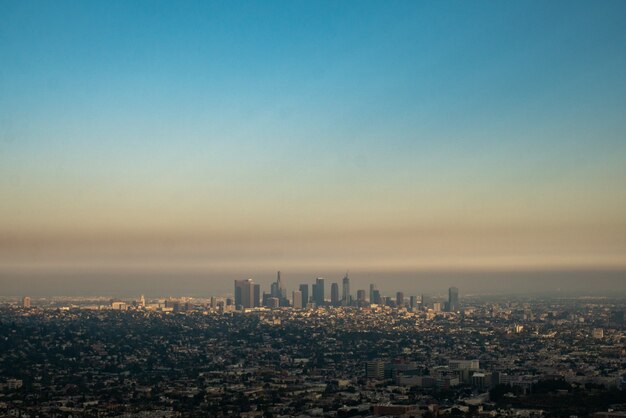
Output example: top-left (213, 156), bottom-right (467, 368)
top-left (2, 0), bottom-right (626, 297)
top-left (2, 2), bottom-right (626, 417)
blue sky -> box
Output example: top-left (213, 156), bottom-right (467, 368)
top-left (1, 1), bottom-right (626, 277)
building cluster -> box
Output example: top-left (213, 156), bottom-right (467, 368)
top-left (0, 291), bottom-right (625, 417)
top-left (233, 272), bottom-right (462, 314)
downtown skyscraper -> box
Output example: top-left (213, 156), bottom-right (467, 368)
top-left (234, 279), bottom-right (260, 309)
top-left (299, 284), bottom-right (309, 308)
top-left (448, 287), bottom-right (459, 312)
top-left (312, 278), bottom-right (325, 306)
top-left (342, 273), bottom-right (350, 306)
top-left (331, 282), bottom-right (339, 306)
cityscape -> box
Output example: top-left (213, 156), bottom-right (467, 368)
top-left (1, 272), bottom-right (625, 417)
top-left (2, 0), bottom-right (626, 417)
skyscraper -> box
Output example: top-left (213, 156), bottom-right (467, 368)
top-left (311, 283), bottom-right (318, 306)
top-left (448, 287), bottom-right (459, 312)
top-left (254, 284), bottom-right (261, 308)
top-left (276, 271), bottom-right (286, 299)
top-left (299, 284), bottom-right (309, 308)
top-left (342, 273), bottom-right (350, 306)
top-left (234, 279), bottom-right (256, 309)
top-left (357, 289), bottom-right (366, 302)
top-left (314, 277), bottom-right (325, 306)
top-left (396, 292), bottom-right (405, 307)
top-left (22, 296), bottom-right (31, 308)
top-left (371, 289), bottom-right (381, 305)
top-left (369, 284), bottom-right (376, 303)
top-left (271, 271), bottom-right (286, 300)
top-left (292, 290), bottom-right (303, 309)
top-left (331, 283), bottom-right (339, 306)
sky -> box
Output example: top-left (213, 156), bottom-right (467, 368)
top-left (1, 1), bottom-right (626, 295)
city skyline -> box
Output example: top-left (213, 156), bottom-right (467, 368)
top-left (2, 292), bottom-right (624, 416)
top-left (2, 2), bottom-right (626, 416)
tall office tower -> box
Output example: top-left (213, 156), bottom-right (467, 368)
top-left (234, 279), bottom-right (256, 309)
top-left (448, 287), bottom-right (459, 312)
top-left (299, 284), bottom-right (309, 309)
top-left (21, 296), bottom-right (31, 308)
top-left (396, 292), bottom-right (405, 307)
top-left (314, 277), bottom-right (325, 306)
top-left (357, 289), bottom-right (366, 301)
top-left (210, 296), bottom-right (217, 309)
top-left (409, 295), bottom-right (417, 309)
top-left (331, 283), bottom-right (340, 306)
top-left (342, 273), bottom-right (350, 306)
top-left (139, 294), bottom-right (146, 307)
top-left (369, 284), bottom-right (376, 302)
top-left (292, 290), bottom-right (303, 309)
top-left (254, 284), bottom-right (261, 308)
top-left (371, 289), bottom-right (381, 305)
top-left (311, 284), bottom-right (318, 306)
top-left (276, 271), bottom-right (286, 299)
top-left (270, 271), bottom-right (288, 306)
top-left (262, 292), bottom-right (272, 307)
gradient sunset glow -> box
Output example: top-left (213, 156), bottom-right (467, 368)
top-left (1, 1), bottom-right (626, 294)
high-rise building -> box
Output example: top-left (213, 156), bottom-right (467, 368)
top-left (299, 284), bottom-right (309, 309)
top-left (409, 295), bottom-right (417, 309)
top-left (448, 287), bottom-right (459, 312)
top-left (396, 292), bottom-right (405, 307)
top-left (270, 271), bottom-right (290, 306)
top-left (369, 284), bottom-right (376, 303)
top-left (292, 290), bottom-right (303, 309)
top-left (311, 283), bottom-right (318, 306)
top-left (371, 289), bottom-right (381, 305)
top-left (276, 271), bottom-right (286, 298)
top-left (254, 284), bottom-right (261, 308)
top-left (139, 294), bottom-right (146, 307)
top-left (314, 278), bottom-right (325, 306)
top-left (271, 271), bottom-right (287, 301)
top-left (331, 283), bottom-right (339, 306)
top-left (357, 289), bottom-right (366, 302)
top-left (234, 279), bottom-right (256, 309)
top-left (342, 273), bottom-right (350, 306)
top-left (22, 296), bottom-right (31, 308)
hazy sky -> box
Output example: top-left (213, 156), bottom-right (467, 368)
top-left (1, 1), bottom-right (626, 293)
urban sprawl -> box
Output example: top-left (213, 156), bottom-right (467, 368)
top-left (1, 272), bottom-right (626, 417)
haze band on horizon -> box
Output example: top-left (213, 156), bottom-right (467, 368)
top-left (1, 1), bottom-right (625, 294)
